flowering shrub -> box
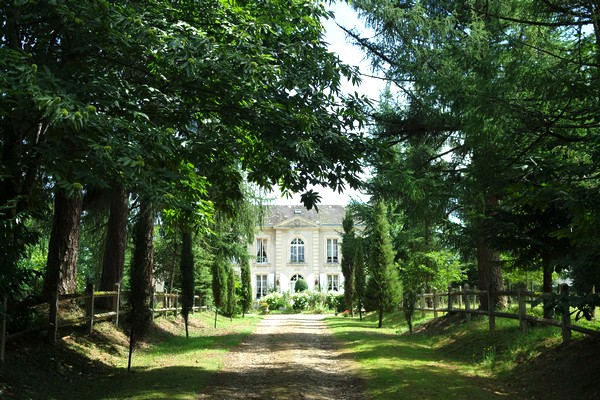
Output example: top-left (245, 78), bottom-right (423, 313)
top-left (291, 292), bottom-right (310, 310)
top-left (262, 292), bottom-right (286, 310)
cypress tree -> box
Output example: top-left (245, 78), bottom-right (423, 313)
top-left (354, 238), bottom-right (366, 321)
top-left (341, 210), bottom-right (356, 317)
top-left (240, 253), bottom-right (253, 317)
top-left (369, 201), bottom-right (401, 328)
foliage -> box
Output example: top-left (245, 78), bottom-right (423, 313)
top-left (1, 0), bottom-right (370, 307)
top-left (367, 201), bottom-right (401, 327)
top-left (291, 291), bottom-right (310, 311)
top-left (239, 253), bottom-right (253, 317)
top-left (341, 209), bottom-right (356, 315)
top-left (349, 0), bottom-right (600, 315)
top-left (225, 263), bottom-right (237, 318)
top-left (294, 278), bottom-right (309, 292)
top-left (262, 292), bottom-right (288, 310)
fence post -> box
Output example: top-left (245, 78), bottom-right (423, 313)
top-left (447, 286), bottom-right (453, 314)
top-left (433, 288), bottom-right (438, 318)
top-left (517, 283), bottom-right (528, 335)
top-left (1, 296), bottom-right (7, 363)
top-left (86, 282), bottom-right (95, 335)
top-left (560, 283), bottom-right (571, 345)
top-left (464, 283), bottom-right (470, 321)
top-left (192, 294), bottom-right (196, 315)
top-left (150, 290), bottom-right (155, 321)
top-left (420, 289), bottom-right (426, 318)
top-left (114, 282), bottom-right (121, 327)
top-left (593, 285), bottom-right (597, 321)
top-left (174, 290), bottom-right (179, 317)
top-left (473, 285), bottom-right (478, 309)
top-left (457, 286), bottom-right (463, 308)
top-left (487, 283), bottom-right (495, 331)
top-left (164, 293), bottom-right (169, 318)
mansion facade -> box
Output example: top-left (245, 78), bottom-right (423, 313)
top-left (250, 205), bottom-right (346, 299)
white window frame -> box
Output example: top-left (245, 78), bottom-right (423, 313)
top-left (326, 238), bottom-right (339, 263)
top-left (256, 238), bottom-right (268, 264)
top-left (256, 274), bottom-right (268, 299)
top-left (327, 274), bottom-right (339, 291)
top-left (290, 237), bottom-right (305, 263)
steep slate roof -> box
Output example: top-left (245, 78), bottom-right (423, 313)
top-left (262, 205), bottom-right (345, 227)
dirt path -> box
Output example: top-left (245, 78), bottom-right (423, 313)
top-left (197, 314), bottom-right (365, 400)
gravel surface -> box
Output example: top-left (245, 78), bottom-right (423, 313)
top-left (197, 314), bottom-right (365, 400)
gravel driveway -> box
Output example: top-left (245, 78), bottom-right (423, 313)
top-left (197, 314), bottom-right (365, 400)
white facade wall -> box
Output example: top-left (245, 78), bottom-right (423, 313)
top-left (250, 213), bottom-right (344, 299)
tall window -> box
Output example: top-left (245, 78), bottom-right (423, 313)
top-left (256, 274), bottom-right (268, 299)
top-left (256, 238), bottom-right (268, 263)
top-left (327, 238), bottom-right (339, 263)
top-left (290, 238), bottom-right (305, 263)
top-left (327, 274), bottom-right (339, 291)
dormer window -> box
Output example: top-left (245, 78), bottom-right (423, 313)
top-left (294, 209), bottom-right (302, 214)
top-left (290, 237), bottom-right (305, 263)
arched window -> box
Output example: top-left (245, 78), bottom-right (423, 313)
top-left (290, 238), bottom-right (305, 263)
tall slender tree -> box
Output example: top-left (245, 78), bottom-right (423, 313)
top-left (354, 236), bottom-right (367, 321)
top-left (240, 253), bottom-right (253, 317)
top-left (341, 210), bottom-right (356, 317)
top-left (368, 201), bottom-right (401, 328)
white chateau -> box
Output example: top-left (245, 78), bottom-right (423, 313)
top-left (250, 205), bottom-right (346, 299)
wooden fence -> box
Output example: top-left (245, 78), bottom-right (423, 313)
top-left (409, 283), bottom-right (600, 344)
top-left (0, 286), bottom-right (206, 362)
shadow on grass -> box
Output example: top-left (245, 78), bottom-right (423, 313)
top-left (324, 315), bottom-right (526, 400)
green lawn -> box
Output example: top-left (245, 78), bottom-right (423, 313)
top-left (1, 312), bottom-right (262, 400)
top-left (325, 312), bottom-right (544, 400)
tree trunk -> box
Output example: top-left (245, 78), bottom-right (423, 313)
top-left (127, 198), bottom-right (154, 372)
top-left (98, 185), bottom-right (129, 309)
top-left (477, 243), bottom-right (505, 310)
top-left (378, 306), bottom-right (383, 328)
top-left (180, 227), bottom-right (194, 338)
top-left (44, 188), bottom-right (83, 297)
top-left (542, 250), bottom-right (554, 319)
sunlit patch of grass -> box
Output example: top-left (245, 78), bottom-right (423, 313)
top-left (327, 313), bottom-right (506, 399)
top-left (56, 312), bottom-right (262, 400)
top-left (328, 309), bottom-right (600, 399)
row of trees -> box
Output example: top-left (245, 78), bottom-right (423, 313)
top-left (339, 0), bottom-right (600, 318)
top-left (0, 0), bottom-right (371, 354)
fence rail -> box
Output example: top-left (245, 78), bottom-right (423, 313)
top-left (1, 286), bottom-right (207, 362)
top-left (408, 283), bottom-right (600, 344)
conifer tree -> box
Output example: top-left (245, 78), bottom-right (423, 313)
top-left (369, 201), bottom-right (401, 328)
top-left (354, 237), bottom-right (367, 321)
top-left (341, 210), bottom-right (356, 317)
top-left (240, 253), bottom-right (253, 317)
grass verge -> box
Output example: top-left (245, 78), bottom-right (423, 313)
top-left (0, 312), bottom-right (262, 400)
top-left (326, 311), bottom-right (600, 400)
